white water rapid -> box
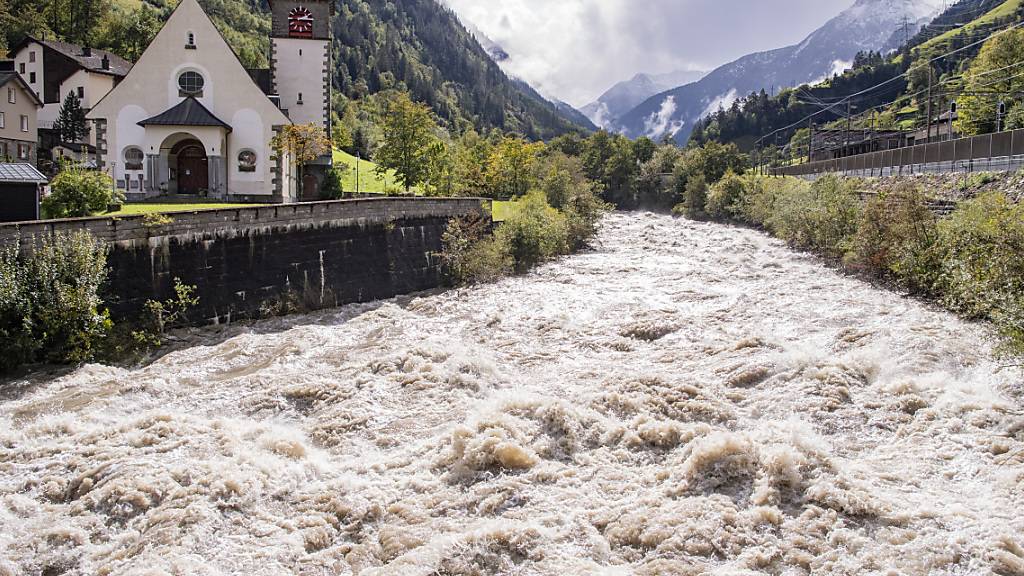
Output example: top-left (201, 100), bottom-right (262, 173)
top-left (2, 213), bottom-right (1023, 575)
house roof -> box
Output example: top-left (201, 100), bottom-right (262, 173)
top-left (0, 71), bottom-right (44, 106)
top-left (138, 97), bottom-right (232, 131)
top-left (56, 141), bottom-right (97, 153)
top-left (0, 163), bottom-right (48, 184)
top-left (13, 37), bottom-right (133, 77)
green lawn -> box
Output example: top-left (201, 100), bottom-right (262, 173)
top-left (491, 200), bottom-right (519, 222)
top-left (106, 203), bottom-right (267, 215)
top-left (914, 0), bottom-right (1022, 53)
top-left (333, 149), bottom-right (411, 194)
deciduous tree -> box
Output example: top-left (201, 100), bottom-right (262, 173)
top-left (374, 92), bottom-right (438, 192)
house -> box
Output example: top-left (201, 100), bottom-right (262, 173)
top-left (0, 62), bottom-right (43, 164)
top-left (52, 141), bottom-right (98, 167)
top-left (0, 162), bottom-right (47, 222)
top-left (87, 0), bottom-right (333, 202)
top-left (10, 37), bottom-right (131, 155)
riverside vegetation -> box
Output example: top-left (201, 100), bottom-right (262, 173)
top-left (680, 172), bottom-right (1024, 358)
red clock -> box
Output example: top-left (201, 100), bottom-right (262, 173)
top-left (288, 7), bottom-right (314, 38)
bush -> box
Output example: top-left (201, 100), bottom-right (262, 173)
top-left (42, 167), bottom-right (121, 219)
top-left (679, 174), bottom-right (708, 220)
top-left (705, 171), bottom-right (747, 220)
top-left (938, 192), bottom-right (1024, 355)
top-left (441, 214), bottom-right (514, 284)
top-left (768, 175), bottom-right (861, 259)
top-left (0, 231), bottom-right (111, 371)
top-left (848, 183), bottom-right (943, 293)
top-left (496, 190), bottom-right (568, 271)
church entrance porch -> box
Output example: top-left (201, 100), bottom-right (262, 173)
top-left (173, 139), bottom-right (208, 195)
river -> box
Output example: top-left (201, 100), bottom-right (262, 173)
top-left (1, 213), bottom-right (1022, 575)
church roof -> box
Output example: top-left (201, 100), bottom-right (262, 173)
top-left (138, 97), bottom-right (232, 131)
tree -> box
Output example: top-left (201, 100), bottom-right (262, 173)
top-left (957, 29), bottom-right (1024, 136)
top-left (485, 137), bottom-right (543, 198)
top-left (271, 123), bottom-right (331, 198)
top-left (56, 91), bottom-right (88, 144)
top-left (41, 166), bottom-right (119, 218)
top-left (374, 92), bottom-right (438, 192)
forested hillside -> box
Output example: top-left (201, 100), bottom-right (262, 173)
top-left (689, 0), bottom-right (1024, 155)
top-left (0, 0), bottom-right (587, 142)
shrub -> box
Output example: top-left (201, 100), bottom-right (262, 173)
top-left (496, 190), bottom-right (568, 271)
top-left (440, 214), bottom-right (513, 284)
top-left (938, 192), bottom-right (1024, 355)
top-left (768, 175), bottom-right (861, 258)
top-left (563, 181), bottom-right (610, 250)
top-left (679, 174), bottom-right (708, 220)
top-left (848, 183), bottom-right (943, 293)
top-left (705, 171), bottom-right (747, 220)
top-left (0, 231), bottom-right (111, 371)
top-left (42, 166), bottom-right (121, 219)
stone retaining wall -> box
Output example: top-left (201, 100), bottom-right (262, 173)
top-left (0, 197), bottom-right (489, 324)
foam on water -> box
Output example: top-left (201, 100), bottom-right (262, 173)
top-left (2, 213), bottom-right (1023, 575)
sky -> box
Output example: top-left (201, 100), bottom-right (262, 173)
top-left (444, 0), bottom-right (856, 107)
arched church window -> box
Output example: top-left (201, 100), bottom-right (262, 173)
top-left (238, 150), bottom-right (257, 172)
top-left (178, 71), bottom-right (205, 97)
top-left (124, 147), bottom-right (144, 170)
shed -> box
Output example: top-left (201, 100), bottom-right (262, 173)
top-left (0, 162), bottom-right (48, 222)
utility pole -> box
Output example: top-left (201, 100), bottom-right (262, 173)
top-left (808, 119), bottom-right (815, 164)
top-left (926, 67), bottom-right (934, 143)
top-left (845, 100), bottom-right (852, 157)
top-left (356, 152), bottom-right (360, 193)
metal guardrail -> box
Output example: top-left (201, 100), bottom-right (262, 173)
top-left (770, 128), bottom-right (1024, 178)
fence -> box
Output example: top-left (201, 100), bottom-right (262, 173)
top-left (770, 128), bottom-right (1024, 178)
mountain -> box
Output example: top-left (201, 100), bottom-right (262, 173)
top-left (581, 69), bottom-right (707, 129)
top-left (334, 0), bottom-right (589, 140)
top-left (616, 0), bottom-right (945, 142)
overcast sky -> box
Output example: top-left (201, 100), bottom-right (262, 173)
top-left (445, 0), bottom-right (856, 107)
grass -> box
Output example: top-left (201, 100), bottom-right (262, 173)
top-left (106, 203), bottom-right (267, 215)
top-left (491, 200), bottom-right (519, 222)
top-left (333, 149), bottom-right (411, 194)
top-left (914, 0), bottom-right (1022, 54)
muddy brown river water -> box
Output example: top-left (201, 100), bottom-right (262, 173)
top-left (1, 212), bottom-right (1023, 575)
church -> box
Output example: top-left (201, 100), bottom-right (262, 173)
top-left (88, 0), bottom-right (333, 202)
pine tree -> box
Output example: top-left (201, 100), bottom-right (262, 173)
top-left (56, 91), bottom-right (88, 144)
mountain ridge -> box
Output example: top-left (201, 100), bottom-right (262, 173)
top-left (616, 0), bottom-right (945, 142)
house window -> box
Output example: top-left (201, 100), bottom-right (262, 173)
top-left (0, 111), bottom-right (4, 128)
top-left (77, 86), bottom-right (84, 99)
top-left (19, 63), bottom-right (25, 74)
top-left (238, 149), bottom-right (257, 172)
top-left (186, 32), bottom-right (196, 48)
top-left (177, 71), bottom-right (204, 96)
top-left (18, 144), bottom-right (30, 160)
top-left (297, 92), bottom-right (303, 104)
top-left (20, 115), bottom-right (28, 132)
top-left (29, 72), bottom-right (36, 84)
top-left (7, 87), bottom-right (14, 104)
top-left (124, 147), bottom-right (144, 170)
top-left (0, 142), bottom-right (7, 159)
top-left (28, 51), bottom-right (36, 63)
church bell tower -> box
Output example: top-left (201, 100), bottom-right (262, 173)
top-left (269, 0), bottom-right (332, 199)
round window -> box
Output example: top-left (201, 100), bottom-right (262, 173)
top-left (238, 150), bottom-right (257, 172)
top-left (178, 71), bottom-right (205, 95)
top-left (124, 147), bottom-right (144, 169)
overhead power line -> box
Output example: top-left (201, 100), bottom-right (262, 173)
top-left (755, 18), bottom-right (1024, 146)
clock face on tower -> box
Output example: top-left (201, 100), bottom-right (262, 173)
top-left (288, 7), bottom-right (314, 38)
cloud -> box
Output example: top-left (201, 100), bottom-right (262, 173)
top-left (445, 0), bottom-right (854, 107)
top-left (643, 96), bottom-right (685, 139)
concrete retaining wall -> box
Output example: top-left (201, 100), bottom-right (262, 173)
top-left (0, 197), bottom-right (489, 324)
